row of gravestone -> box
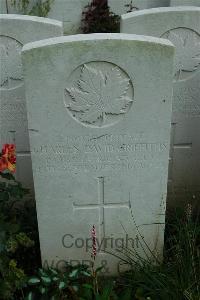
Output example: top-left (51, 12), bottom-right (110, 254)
top-left (1, 7), bottom-right (199, 205)
top-left (0, 7), bottom-right (199, 273)
top-left (1, 0), bottom-right (200, 34)
top-left (121, 7), bottom-right (200, 205)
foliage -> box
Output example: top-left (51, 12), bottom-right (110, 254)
top-left (113, 205), bottom-right (200, 300)
top-left (81, 0), bottom-right (120, 33)
top-left (25, 264), bottom-right (133, 300)
top-left (26, 264), bottom-right (95, 300)
top-left (10, 0), bottom-right (53, 17)
top-left (0, 171), bottom-right (39, 299)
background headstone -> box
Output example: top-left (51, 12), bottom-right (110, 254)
top-left (0, 0), bottom-right (89, 34)
top-left (0, 0), bottom-right (171, 35)
top-left (48, 0), bottom-right (88, 34)
top-left (109, 0), bottom-right (170, 16)
top-left (0, 0), bottom-right (7, 13)
top-left (170, 0), bottom-right (200, 7)
top-left (22, 33), bottom-right (174, 274)
top-left (0, 14), bottom-right (63, 194)
top-left (121, 7), bottom-right (200, 205)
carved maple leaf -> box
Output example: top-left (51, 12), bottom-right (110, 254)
top-left (65, 64), bottom-right (132, 124)
top-left (168, 31), bottom-right (200, 78)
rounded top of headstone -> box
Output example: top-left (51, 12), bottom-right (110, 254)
top-left (0, 14), bottom-right (62, 27)
top-left (22, 33), bottom-right (174, 53)
top-left (121, 6), bottom-right (200, 20)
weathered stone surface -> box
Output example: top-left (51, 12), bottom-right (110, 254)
top-left (171, 0), bottom-right (200, 6)
top-left (108, 0), bottom-right (170, 16)
top-left (22, 33), bottom-right (174, 274)
top-left (0, 0), bottom-right (89, 34)
top-left (0, 0), bottom-right (171, 35)
top-left (121, 7), bottom-right (200, 204)
top-left (0, 0), bottom-right (7, 13)
top-left (0, 14), bottom-right (63, 190)
top-left (48, 0), bottom-right (88, 34)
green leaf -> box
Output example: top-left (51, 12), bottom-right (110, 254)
top-left (0, 172), bottom-right (15, 180)
top-left (52, 276), bottom-right (59, 282)
top-left (49, 267), bottom-right (58, 275)
top-left (41, 276), bottom-right (51, 284)
top-left (82, 283), bottom-right (93, 290)
top-left (58, 281), bottom-right (66, 290)
top-left (39, 286), bottom-right (46, 294)
top-left (81, 270), bottom-right (91, 277)
top-left (26, 291), bottom-right (34, 300)
top-left (38, 268), bottom-right (47, 276)
top-left (69, 269), bottom-right (78, 278)
top-left (72, 285), bottom-right (79, 292)
top-left (28, 277), bottom-right (40, 285)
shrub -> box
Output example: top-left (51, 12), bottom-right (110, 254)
top-left (9, 0), bottom-right (53, 17)
top-left (81, 0), bottom-right (120, 33)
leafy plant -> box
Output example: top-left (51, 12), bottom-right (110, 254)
top-left (0, 145), bottom-right (39, 299)
top-left (125, 1), bottom-right (138, 13)
top-left (0, 172), bottom-right (34, 299)
top-left (81, 0), bottom-right (120, 33)
top-left (114, 205), bottom-right (200, 300)
top-left (10, 0), bottom-right (53, 17)
top-left (26, 264), bottom-right (117, 300)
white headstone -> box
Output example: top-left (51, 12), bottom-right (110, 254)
top-left (48, 0), bottom-right (88, 35)
top-left (121, 7), bottom-right (200, 204)
top-left (0, 0), bottom-right (89, 35)
top-left (0, 14), bottom-right (63, 192)
top-left (171, 0), bottom-right (200, 6)
top-left (22, 33), bottom-right (174, 274)
top-left (0, 0), bottom-right (7, 13)
top-left (0, 0), bottom-right (170, 35)
top-left (108, 0), bottom-right (170, 16)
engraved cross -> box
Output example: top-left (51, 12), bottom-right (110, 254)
top-left (73, 177), bottom-right (131, 251)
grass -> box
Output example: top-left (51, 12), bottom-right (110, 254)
top-left (113, 203), bottom-right (200, 300)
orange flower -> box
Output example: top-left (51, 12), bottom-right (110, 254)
top-left (0, 156), bottom-right (8, 172)
top-left (0, 144), bottom-right (16, 173)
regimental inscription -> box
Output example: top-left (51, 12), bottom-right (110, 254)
top-left (73, 177), bottom-right (131, 253)
top-left (162, 28), bottom-right (200, 81)
top-left (31, 135), bottom-right (169, 174)
top-left (0, 35), bottom-right (23, 89)
top-left (64, 62), bottom-right (134, 128)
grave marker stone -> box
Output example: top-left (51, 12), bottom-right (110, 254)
top-left (0, 0), bottom-right (7, 13)
top-left (0, 14), bottom-right (63, 191)
top-left (0, 0), bottom-right (89, 35)
top-left (108, 0), bottom-right (170, 16)
top-left (22, 34), bottom-right (174, 273)
top-left (170, 0), bottom-right (200, 7)
top-left (121, 7), bottom-right (200, 204)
